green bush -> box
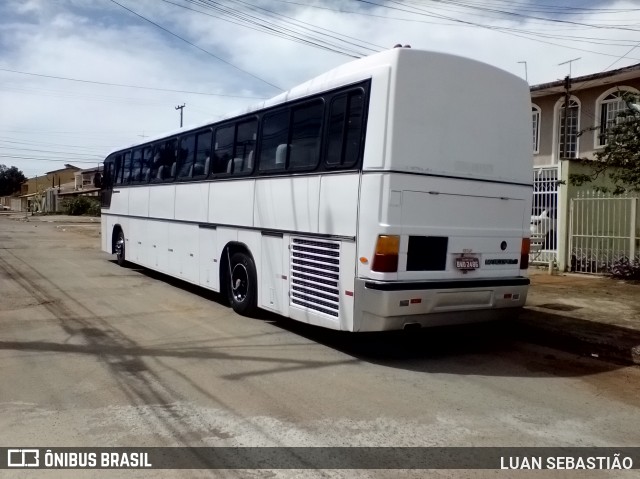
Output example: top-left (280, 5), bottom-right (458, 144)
top-left (64, 196), bottom-right (100, 216)
top-left (608, 256), bottom-right (640, 280)
top-left (87, 200), bottom-right (101, 217)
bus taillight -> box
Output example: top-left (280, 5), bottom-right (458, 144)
top-left (520, 238), bottom-right (531, 269)
top-left (372, 235), bottom-right (400, 272)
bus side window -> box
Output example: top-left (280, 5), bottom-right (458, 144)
top-left (149, 144), bottom-right (163, 181)
top-left (233, 119), bottom-right (257, 175)
top-left (142, 147), bottom-right (153, 182)
top-left (131, 148), bottom-right (143, 182)
top-left (121, 151), bottom-right (132, 184)
top-left (177, 134), bottom-right (196, 180)
top-left (259, 110), bottom-right (289, 172)
top-left (213, 125), bottom-right (234, 175)
top-left (325, 89), bottom-right (365, 169)
top-left (194, 130), bottom-right (212, 177)
top-left (343, 92), bottom-right (365, 168)
top-left (103, 154), bottom-right (116, 188)
top-left (163, 139), bottom-right (177, 181)
top-left (289, 100), bottom-right (323, 171)
top-left (114, 154), bottom-right (123, 185)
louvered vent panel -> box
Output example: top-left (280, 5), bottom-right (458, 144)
top-left (290, 238), bottom-right (340, 317)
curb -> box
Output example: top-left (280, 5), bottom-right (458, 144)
top-left (516, 308), bottom-right (640, 366)
top-left (7, 215), bottom-right (100, 224)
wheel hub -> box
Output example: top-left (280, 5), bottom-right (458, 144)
top-left (231, 263), bottom-right (248, 302)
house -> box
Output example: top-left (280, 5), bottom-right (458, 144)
top-left (57, 165), bottom-right (103, 203)
top-left (531, 62), bottom-right (640, 166)
top-left (20, 164), bottom-right (81, 196)
top-left (73, 165), bottom-right (103, 192)
top-left (530, 63), bottom-right (640, 272)
top-left (19, 164), bottom-right (81, 212)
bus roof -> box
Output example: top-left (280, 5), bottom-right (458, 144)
top-left (105, 48), bottom-right (523, 158)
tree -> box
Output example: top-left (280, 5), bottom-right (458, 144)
top-left (0, 164), bottom-right (27, 196)
top-left (570, 92), bottom-right (640, 194)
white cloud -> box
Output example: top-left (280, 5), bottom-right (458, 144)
top-left (1, 0), bottom-right (639, 176)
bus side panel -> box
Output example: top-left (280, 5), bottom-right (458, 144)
top-left (149, 220), bottom-right (169, 273)
top-left (129, 187), bottom-right (150, 218)
top-left (198, 227), bottom-right (219, 291)
top-left (101, 218), bottom-right (109, 253)
top-left (109, 187), bottom-right (129, 216)
top-left (338, 240), bottom-right (357, 331)
top-left (361, 66), bottom-right (391, 170)
top-left (254, 177), bottom-right (320, 233)
top-left (209, 180), bottom-right (255, 227)
top-left (288, 303), bottom-right (341, 331)
top-left (149, 184), bottom-right (176, 220)
top-left (318, 174), bottom-right (359, 237)
top-left (175, 183), bottom-right (208, 223)
top-left (168, 222), bottom-right (198, 282)
top-left (260, 234), bottom-right (285, 315)
top-left (128, 217), bottom-right (146, 265)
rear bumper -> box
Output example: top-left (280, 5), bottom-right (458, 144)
top-left (353, 277), bottom-right (529, 332)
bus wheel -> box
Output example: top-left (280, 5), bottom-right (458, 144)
top-left (115, 230), bottom-right (126, 267)
top-left (228, 252), bottom-right (257, 315)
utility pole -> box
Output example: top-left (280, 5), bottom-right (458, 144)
top-left (562, 75), bottom-right (571, 159)
top-left (34, 175), bottom-right (38, 214)
top-left (175, 104), bottom-right (185, 128)
top-left (558, 58), bottom-right (579, 159)
top-left (558, 57), bottom-right (581, 79)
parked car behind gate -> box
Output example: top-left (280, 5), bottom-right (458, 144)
top-left (530, 206), bottom-right (557, 249)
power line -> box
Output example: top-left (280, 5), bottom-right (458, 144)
top-left (108, 0), bottom-right (282, 91)
top-left (0, 67), bottom-right (268, 99)
top-left (230, 0), bottom-right (384, 51)
top-left (261, 0), bottom-right (640, 61)
top-left (0, 146), bottom-right (103, 158)
top-left (174, 0), bottom-right (380, 57)
top-left (361, 0), bottom-right (640, 61)
top-left (0, 139), bottom-right (109, 153)
top-left (0, 155), bottom-right (98, 164)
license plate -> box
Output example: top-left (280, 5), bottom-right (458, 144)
top-left (456, 257), bottom-right (479, 270)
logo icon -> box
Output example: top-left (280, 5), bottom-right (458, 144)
top-left (7, 449), bottom-right (39, 467)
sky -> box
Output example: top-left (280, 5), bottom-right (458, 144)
top-left (1, 0), bottom-right (639, 177)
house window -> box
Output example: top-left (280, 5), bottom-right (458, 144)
top-left (598, 91), bottom-right (628, 147)
top-left (532, 105), bottom-right (541, 154)
top-left (558, 99), bottom-right (579, 159)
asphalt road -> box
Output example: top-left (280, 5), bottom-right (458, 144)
top-left (0, 217), bottom-right (639, 478)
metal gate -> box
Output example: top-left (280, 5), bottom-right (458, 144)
top-left (569, 191), bottom-right (639, 274)
top-left (530, 167), bottom-right (559, 265)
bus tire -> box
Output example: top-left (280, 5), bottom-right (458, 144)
top-left (115, 229), bottom-right (126, 267)
top-left (228, 252), bottom-right (257, 315)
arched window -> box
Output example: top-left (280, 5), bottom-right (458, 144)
top-left (532, 104), bottom-right (541, 154)
top-left (596, 87), bottom-right (639, 147)
top-left (556, 98), bottom-right (580, 159)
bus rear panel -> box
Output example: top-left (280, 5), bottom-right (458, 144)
top-left (354, 49), bottom-right (532, 331)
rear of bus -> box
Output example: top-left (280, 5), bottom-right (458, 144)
top-left (354, 49), bottom-right (532, 331)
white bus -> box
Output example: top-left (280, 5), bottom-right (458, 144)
top-left (100, 47), bottom-right (533, 332)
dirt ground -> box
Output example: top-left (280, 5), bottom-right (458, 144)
top-left (527, 268), bottom-right (640, 331)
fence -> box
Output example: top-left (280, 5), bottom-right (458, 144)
top-left (569, 191), bottom-right (639, 274)
top-left (530, 166), bottom-right (559, 265)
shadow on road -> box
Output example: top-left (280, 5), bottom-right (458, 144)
top-left (266, 316), bottom-right (628, 377)
top-left (120, 262), bottom-right (628, 378)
